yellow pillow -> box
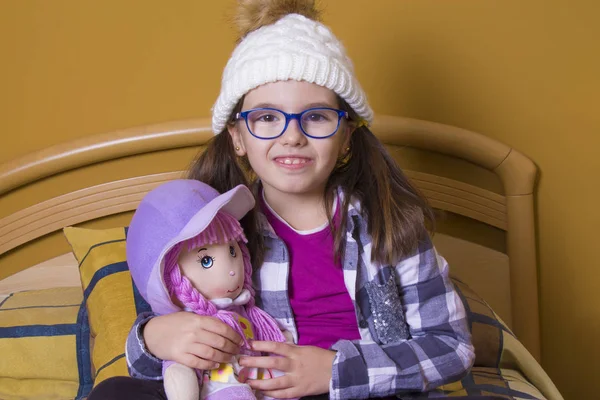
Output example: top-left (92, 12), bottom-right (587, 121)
top-left (0, 286), bottom-right (92, 400)
top-left (63, 226), bottom-right (151, 389)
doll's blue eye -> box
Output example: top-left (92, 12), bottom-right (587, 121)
top-left (229, 245), bottom-right (236, 257)
top-left (199, 256), bottom-right (214, 269)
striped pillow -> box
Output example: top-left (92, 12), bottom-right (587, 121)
top-left (0, 286), bottom-right (92, 399)
top-left (452, 277), bottom-right (514, 368)
top-left (63, 226), bottom-right (151, 390)
top-left (432, 279), bottom-right (548, 399)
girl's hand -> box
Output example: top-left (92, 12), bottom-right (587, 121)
top-left (239, 341), bottom-right (336, 398)
top-left (143, 312), bottom-right (243, 370)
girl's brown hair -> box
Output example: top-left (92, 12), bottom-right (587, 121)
top-left (188, 97), bottom-right (434, 267)
top-left (324, 97), bottom-right (434, 265)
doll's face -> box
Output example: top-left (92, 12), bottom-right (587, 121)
top-left (177, 241), bottom-right (245, 300)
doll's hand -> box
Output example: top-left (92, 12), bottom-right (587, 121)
top-left (238, 341), bottom-right (335, 398)
top-left (143, 312), bottom-right (244, 370)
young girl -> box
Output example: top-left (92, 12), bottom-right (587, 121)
top-left (90, 1), bottom-right (475, 399)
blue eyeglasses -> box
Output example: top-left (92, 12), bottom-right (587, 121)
top-left (235, 107), bottom-right (349, 139)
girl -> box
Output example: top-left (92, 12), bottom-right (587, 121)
top-left (90, 1), bottom-right (476, 399)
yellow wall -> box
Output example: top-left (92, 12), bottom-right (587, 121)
top-left (1, 1), bottom-right (598, 398)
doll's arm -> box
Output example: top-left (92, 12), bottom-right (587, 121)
top-left (163, 362), bottom-right (201, 400)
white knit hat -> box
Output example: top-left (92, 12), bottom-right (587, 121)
top-left (211, 13), bottom-right (373, 134)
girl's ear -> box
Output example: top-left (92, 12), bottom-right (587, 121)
top-left (341, 121), bottom-right (354, 153)
top-left (227, 124), bottom-right (247, 156)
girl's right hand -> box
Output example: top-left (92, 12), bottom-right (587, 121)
top-left (143, 311), bottom-right (243, 370)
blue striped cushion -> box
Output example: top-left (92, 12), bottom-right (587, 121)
top-left (0, 287), bottom-right (93, 399)
top-left (63, 226), bottom-right (150, 390)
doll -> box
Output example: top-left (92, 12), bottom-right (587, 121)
top-left (126, 179), bottom-right (292, 400)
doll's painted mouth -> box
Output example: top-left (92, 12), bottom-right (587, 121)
top-left (227, 286), bottom-right (240, 293)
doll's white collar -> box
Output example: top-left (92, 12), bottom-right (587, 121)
top-left (210, 289), bottom-right (251, 309)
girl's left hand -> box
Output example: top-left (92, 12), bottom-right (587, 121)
top-left (238, 341), bottom-right (336, 398)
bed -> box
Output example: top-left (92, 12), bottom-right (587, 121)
top-left (0, 115), bottom-right (563, 399)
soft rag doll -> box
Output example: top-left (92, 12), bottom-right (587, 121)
top-left (127, 179), bottom-right (292, 400)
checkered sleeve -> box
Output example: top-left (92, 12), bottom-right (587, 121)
top-left (125, 311), bottom-right (164, 380)
top-left (329, 238), bottom-right (475, 399)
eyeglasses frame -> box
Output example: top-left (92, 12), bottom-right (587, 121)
top-left (235, 107), bottom-right (349, 140)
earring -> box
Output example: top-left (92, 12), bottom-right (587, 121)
top-left (235, 146), bottom-right (240, 151)
top-left (345, 147), bottom-right (350, 151)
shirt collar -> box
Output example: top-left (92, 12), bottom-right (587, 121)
top-left (255, 185), bottom-right (364, 240)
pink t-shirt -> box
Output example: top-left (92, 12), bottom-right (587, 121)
top-left (260, 194), bottom-right (361, 349)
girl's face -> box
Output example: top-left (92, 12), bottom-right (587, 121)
top-left (177, 241), bottom-right (245, 300)
top-left (228, 80), bottom-right (352, 200)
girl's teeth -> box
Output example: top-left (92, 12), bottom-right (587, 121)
top-left (282, 158), bottom-right (306, 164)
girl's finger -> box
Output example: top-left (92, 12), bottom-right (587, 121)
top-left (187, 343), bottom-right (235, 364)
top-left (178, 353), bottom-right (220, 371)
top-left (195, 329), bottom-right (241, 355)
top-left (247, 375), bottom-right (290, 391)
top-left (249, 340), bottom-right (292, 355)
top-left (261, 388), bottom-right (300, 399)
top-left (239, 355), bottom-right (289, 371)
top-left (200, 318), bottom-right (244, 346)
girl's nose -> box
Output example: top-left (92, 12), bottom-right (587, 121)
top-left (229, 271), bottom-right (235, 276)
top-left (279, 119), bottom-right (306, 146)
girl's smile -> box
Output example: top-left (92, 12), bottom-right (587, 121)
top-left (273, 155), bottom-right (313, 169)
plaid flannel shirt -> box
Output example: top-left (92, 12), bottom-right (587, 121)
top-left (126, 194), bottom-right (475, 399)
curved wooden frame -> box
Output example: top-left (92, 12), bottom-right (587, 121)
top-left (0, 115), bottom-right (540, 360)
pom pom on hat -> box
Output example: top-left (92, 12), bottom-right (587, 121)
top-left (211, 0), bottom-right (373, 134)
top-left (234, 0), bottom-right (321, 40)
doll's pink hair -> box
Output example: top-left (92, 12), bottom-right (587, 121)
top-left (163, 211), bottom-right (285, 347)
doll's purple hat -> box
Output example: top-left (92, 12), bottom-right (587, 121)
top-left (126, 179), bottom-right (255, 315)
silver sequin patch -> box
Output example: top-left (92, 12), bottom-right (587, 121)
top-left (365, 274), bottom-right (409, 344)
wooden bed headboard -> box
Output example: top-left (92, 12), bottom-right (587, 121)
top-left (0, 115), bottom-right (540, 360)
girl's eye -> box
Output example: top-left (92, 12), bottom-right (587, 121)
top-left (229, 245), bottom-right (236, 257)
top-left (305, 112), bottom-right (327, 122)
top-left (257, 114), bottom-right (278, 123)
top-left (198, 255), bottom-right (214, 269)
top-left (249, 111), bottom-right (280, 124)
